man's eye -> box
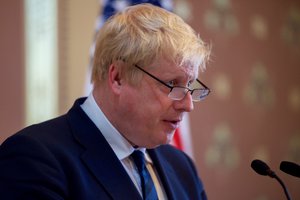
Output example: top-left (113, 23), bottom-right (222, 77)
top-left (189, 80), bottom-right (198, 88)
top-left (167, 80), bottom-right (176, 87)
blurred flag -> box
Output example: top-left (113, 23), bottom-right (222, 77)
top-left (84, 0), bottom-right (193, 158)
top-left (170, 114), bottom-right (193, 157)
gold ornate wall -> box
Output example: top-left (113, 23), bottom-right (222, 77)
top-left (185, 0), bottom-right (300, 199)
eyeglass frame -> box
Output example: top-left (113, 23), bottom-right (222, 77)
top-left (134, 64), bottom-right (211, 102)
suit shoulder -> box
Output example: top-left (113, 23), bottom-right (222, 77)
top-left (155, 144), bottom-right (190, 159)
top-left (0, 114), bottom-right (73, 155)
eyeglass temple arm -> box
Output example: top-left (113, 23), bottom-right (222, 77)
top-left (196, 79), bottom-right (210, 90)
top-left (134, 65), bottom-right (173, 89)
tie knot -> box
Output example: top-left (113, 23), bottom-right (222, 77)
top-left (131, 150), bottom-right (146, 173)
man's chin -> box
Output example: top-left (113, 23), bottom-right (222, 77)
top-left (144, 131), bottom-right (175, 148)
top-left (166, 131), bottom-right (175, 144)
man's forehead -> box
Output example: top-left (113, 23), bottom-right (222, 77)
top-left (178, 64), bottom-right (199, 80)
top-left (151, 57), bottom-right (199, 79)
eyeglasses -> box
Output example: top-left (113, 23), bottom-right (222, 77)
top-left (134, 65), bottom-right (210, 102)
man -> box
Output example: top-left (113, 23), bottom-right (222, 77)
top-left (0, 3), bottom-right (210, 200)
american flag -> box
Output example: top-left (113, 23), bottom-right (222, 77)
top-left (84, 0), bottom-right (193, 158)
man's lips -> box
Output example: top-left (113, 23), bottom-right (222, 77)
top-left (163, 119), bottom-right (182, 129)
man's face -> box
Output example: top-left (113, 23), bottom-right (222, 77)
top-left (116, 58), bottom-right (198, 148)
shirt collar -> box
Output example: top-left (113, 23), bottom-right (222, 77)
top-left (80, 93), bottom-right (153, 164)
top-left (81, 93), bottom-right (134, 160)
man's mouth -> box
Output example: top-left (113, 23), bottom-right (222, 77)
top-left (163, 119), bottom-right (181, 129)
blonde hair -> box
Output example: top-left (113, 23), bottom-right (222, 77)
top-left (92, 3), bottom-right (210, 84)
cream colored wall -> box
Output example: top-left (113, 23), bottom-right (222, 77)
top-left (63, 0), bottom-right (99, 111)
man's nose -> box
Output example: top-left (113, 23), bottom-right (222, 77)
top-left (174, 91), bottom-right (194, 112)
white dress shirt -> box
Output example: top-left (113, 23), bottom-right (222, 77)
top-left (80, 93), bottom-right (167, 199)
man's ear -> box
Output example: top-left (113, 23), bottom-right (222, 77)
top-left (108, 63), bottom-right (123, 94)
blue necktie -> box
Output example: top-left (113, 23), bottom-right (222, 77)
top-left (131, 150), bottom-right (158, 200)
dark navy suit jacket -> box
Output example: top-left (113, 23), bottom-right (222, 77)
top-left (0, 98), bottom-right (207, 200)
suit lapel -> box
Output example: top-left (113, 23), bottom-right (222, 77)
top-left (67, 98), bottom-right (142, 200)
top-left (148, 149), bottom-right (180, 200)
